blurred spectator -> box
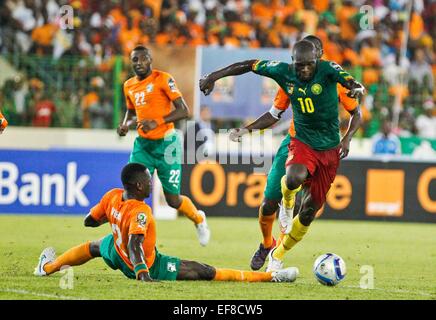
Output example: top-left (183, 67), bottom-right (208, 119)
top-left (372, 120), bottom-right (402, 155)
top-left (408, 48), bottom-right (434, 99)
top-left (30, 90), bottom-right (57, 127)
top-left (88, 92), bottom-right (113, 129)
top-left (81, 76), bottom-right (104, 128)
top-left (415, 99), bottom-right (436, 139)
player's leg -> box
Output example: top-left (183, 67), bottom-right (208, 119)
top-left (157, 132), bottom-right (210, 246)
top-left (177, 260), bottom-right (298, 283)
top-left (269, 147), bottom-right (340, 270)
top-left (34, 240), bottom-right (101, 276)
top-left (250, 135), bottom-right (291, 270)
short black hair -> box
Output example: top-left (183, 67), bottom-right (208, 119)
top-left (293, 40), bottom-right (317, 62)
top-left (303, 35), bottom-right (323, 51)
top-left (132, 45), bottom-right (150, 55)
top-left (121, 163), bottom-right (149, 189)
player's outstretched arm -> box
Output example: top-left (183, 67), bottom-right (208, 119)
top-left (128, 234), bottom-right (155, 282)
top-left (340, 106), bottom-right (362, 159)
top-left (199, 59), bottom-right (257, 95)
top-left (229, 112), bottom-right (279, 142)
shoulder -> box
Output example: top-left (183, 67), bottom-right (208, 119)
top-left (131, 203), bottom-right (153, 222)
top-left (154, 70), bottom-right (175, 81)
top-left (104, 188), bottom-right (123, 200)
top-left (319, 60), bottom-right (343, 72)
top-left (124, 76), bottom-right (137, 88)
top-left (253, 60), bottom-right (291, 71)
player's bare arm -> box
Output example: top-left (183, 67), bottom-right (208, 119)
top-left (229, 112), bottom-right (279, 142)
top-left (83, 213), bottom-right (106, 227)
top-left (199, 59), bottom-right (258, 95)
top-left (117, 109), bottom-right (137, 136)
top-left (340, 106), bottom-right (362, 159)
top-left (128, 234), bottom-right (155, 282)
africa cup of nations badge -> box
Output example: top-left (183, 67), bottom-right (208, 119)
top-left (311, 83), bottom-right (322, 95)
top-left (137, 213), bottom-right (147, 227)
top-left (287, 83), bottom-right (294, 95)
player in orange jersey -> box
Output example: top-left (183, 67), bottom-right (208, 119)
top-left (34, 163), bottom-right (298, 283)
top-left (0, 111), bottom-right (8, 134)
top-left (117, 45), bottom-right (210, 246)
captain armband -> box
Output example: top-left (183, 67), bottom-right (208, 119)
top-left (269, 106), bottom-right (285, 120)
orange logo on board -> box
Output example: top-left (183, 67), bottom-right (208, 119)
top-left (366, 169), bottom-right (405, 217)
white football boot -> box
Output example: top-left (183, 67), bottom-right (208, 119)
top-left (34, 247), bottom-right (56, 276)
top-left (266, 247), bottom-right (284, 272)
top-left (271, 267), bottom-right (299, 282)
top-left (196, 210), bottom-right (210, 246)
top-left (278, 201), bottom-right (293, 235)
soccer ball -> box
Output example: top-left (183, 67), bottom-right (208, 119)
top-left (313, 253), bottom-right (346, 286)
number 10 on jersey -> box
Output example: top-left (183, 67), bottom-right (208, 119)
top-left (298, 97), bottom-right (315, 113)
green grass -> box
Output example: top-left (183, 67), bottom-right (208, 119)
top-left (0, 215), bottom-right (435, 300)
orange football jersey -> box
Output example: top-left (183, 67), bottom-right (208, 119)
top-left (90, 188), bottom-right (156, 269)
top-left (123, 70), bottom-right (182, 140)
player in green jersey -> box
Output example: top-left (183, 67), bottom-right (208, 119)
top-left (199, 40), bottom-right (364, 271)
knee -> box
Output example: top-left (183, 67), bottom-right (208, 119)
top-left (165, 194), bottom-right (182, 209)
top-left (199, 264), bottom-right (216, 280)
top-left (286, 166), bottom-right (307, 190)
top-left (89, 241), bottom-right (101, 258)
top-left (298, 201), bottom-right (319, 226)
top-left (261, 199), bottom-right (279, 216)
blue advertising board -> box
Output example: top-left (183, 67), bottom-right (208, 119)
top-left (0, 149), bottom-right (152, 214)
top-left (200, 47), bottom-right (293, 120)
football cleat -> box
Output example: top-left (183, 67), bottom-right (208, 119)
top-left (196, 210), bottom-right (210, 247)
top-left (34, 247), bottom-right (56, 276)
top-left (271, 267), bottom-right (299, 282)
top-left (250, 238), bottom-right (276, 271)
top-left (266, 247), bottom-right (284, 272)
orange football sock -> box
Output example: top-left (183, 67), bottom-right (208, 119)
top-left (43, 242), bottom-right (93, 275)
top-left (214, 268), bottom-right (273, 282)
top-left (258, 207), bottom-right (276, 248)
top-left (178, 195), bottom-right (203, 224)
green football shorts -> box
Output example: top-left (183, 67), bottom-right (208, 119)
top-left (263, 134), bottom-right (291, 201)
top-left (100, 234), bottom-right (181, 281)
top-left (129, 131), bottom-right (182, 195)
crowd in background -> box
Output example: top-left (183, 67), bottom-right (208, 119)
top-left (0, 0), bottom-right (435, 143)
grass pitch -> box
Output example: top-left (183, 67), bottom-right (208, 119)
top-left (0, 215), bottom-right (435, 300)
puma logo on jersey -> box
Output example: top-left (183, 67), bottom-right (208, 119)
top-left (298, 88), bottom-right (307, 95)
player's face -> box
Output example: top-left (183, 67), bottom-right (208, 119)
top-left (295, 60), bottom-right (317, 81)
top-left (131, 50), bottom-right (152, 78)
top-left (141, 169), bottom-right (152, 198)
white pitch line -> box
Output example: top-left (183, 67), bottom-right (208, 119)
top-left (0, 288), bottom-right (88, 300)
top-left (295, 280), bottom-right (434, 298)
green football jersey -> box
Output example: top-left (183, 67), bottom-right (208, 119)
top-left (252, 59), bottom-right (355, 150)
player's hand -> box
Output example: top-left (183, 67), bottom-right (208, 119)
top-left (199, 74), bottom-right (216, 96)
top-left (229, 128), bottom-right (249, 142)
top-left (339, 136), bottom-right (351, 159)
top-left (117, 124), bottom-right (129, 136)
top-left (347, 81), bottom-right (365, 99)
top-left (137, 272), bottom-right (158, 282)
top-left (137, 120), bottom-right (158, 133)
